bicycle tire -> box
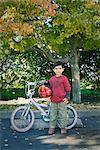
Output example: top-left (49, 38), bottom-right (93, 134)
top-left (57, 105), bottom-right (77, 130)
top-left (11, 106), bottom-right (35, 132)
top-left (66, 105), bottom-right (78, 129)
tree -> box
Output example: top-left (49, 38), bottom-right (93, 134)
top-left (0, 0), bottom-right (99, 103)
top-left (80, 50), bottom-right (100, 89)
top-left (1, 50), bottom-right (53, 89)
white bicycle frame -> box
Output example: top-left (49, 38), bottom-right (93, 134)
top-left (26, 81), bottom-right (50, 117)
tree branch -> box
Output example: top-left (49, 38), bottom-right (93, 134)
top-left (34, 32), bottom-right (73, 63)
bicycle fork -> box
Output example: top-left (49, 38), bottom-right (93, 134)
top-left (21, 105), bottom-right (31, 119)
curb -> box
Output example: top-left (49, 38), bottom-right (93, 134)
top-left (77, 109), bottom-right (100, 117)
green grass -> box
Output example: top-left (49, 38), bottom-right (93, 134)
top-left (0, 88), bottom-right (26, 100)
top-left (0, 88), bottom-right (39, 100)
top-left (81, 89), bottom-right (100, 103)
top-left (81, 89), bottom-right (100, 95)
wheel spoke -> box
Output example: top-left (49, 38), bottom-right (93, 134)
top-left (11, 106), bottom-right (34, 132)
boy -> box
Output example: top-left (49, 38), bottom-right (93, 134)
top-left (48, 61), bottom-right (71, 135)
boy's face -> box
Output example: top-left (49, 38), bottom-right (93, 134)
top-left (53, 65), bottom-right (64, 77)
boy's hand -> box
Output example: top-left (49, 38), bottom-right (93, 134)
top-left (63, 98), bottom-right (69, 104)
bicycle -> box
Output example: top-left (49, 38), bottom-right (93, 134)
top-left (11, 81), bottom-right (78, 132)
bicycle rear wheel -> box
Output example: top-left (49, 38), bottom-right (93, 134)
top-left (11, 106), bottom-right (35, 132)
top-left (57, 105), bottom-right (77, 129)
top-left (66, 105), bottom-right (77, 129)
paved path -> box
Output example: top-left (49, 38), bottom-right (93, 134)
top-left (0, 110), bottom-right (100, 150)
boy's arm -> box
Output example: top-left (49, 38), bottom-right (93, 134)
top-left (65, 91), bottom-right (70, 100)
top-left (63, 92), bottom-right (70, 104)
top-left (63, 76), bottom-right (71, 92)
top-left (63, 76), bottom-right (71, 103)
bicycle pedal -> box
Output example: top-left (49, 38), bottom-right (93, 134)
top-left (40, 113), bottom-right (44, 116)
top-left (43, 116), bottom-right (50, 122)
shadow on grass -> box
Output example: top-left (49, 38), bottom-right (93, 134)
top-left (81, 89), bottom-right (100, 103)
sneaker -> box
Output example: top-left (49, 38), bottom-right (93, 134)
top-left (61, 128), bottom-right (67, 134)
top-left (48, 128), bottom-right (55, 135)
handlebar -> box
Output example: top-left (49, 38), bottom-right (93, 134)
top-left (25, 80), bottom-right (46, 98)
top-left (28, 80), bottom-right (46, 86)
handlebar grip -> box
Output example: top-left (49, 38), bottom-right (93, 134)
top-left (28, 82), bottom-right (36, 86)
top-left (38, 80), bottom-right (46, 84)
top-left (28, 80), bottom-right (46, 86)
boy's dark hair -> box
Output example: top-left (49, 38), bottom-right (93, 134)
top-left (53, 61), bottom-right (64, 69)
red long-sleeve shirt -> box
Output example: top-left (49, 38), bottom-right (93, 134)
top-left (49, 75), bottom-right (71, 103)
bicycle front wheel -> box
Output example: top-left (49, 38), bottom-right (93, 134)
top-left (66, 105), bottom-right (78, 129)
top-left (11, 106), bottom-right (35, 132)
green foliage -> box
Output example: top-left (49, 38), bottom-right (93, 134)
top-left (0, 88), bottom-right (25, 100)
top-left (80, 50), bottom-right (100, 89)
top-left (1, 50), bottom-right (53, 89)
top-left (49, 0), bottom-right (100, 51)
top-left (0, 0), bottom-right (40, 53)
top-left (0, 0), bottom-right (17, 17)
top-left (0, 0), bottom-right (99, 55)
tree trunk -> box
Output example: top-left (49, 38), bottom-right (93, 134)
top-left (71, 49), bottom-right (81, 103)
top-left (70, 36), bottom-right (81, 103)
